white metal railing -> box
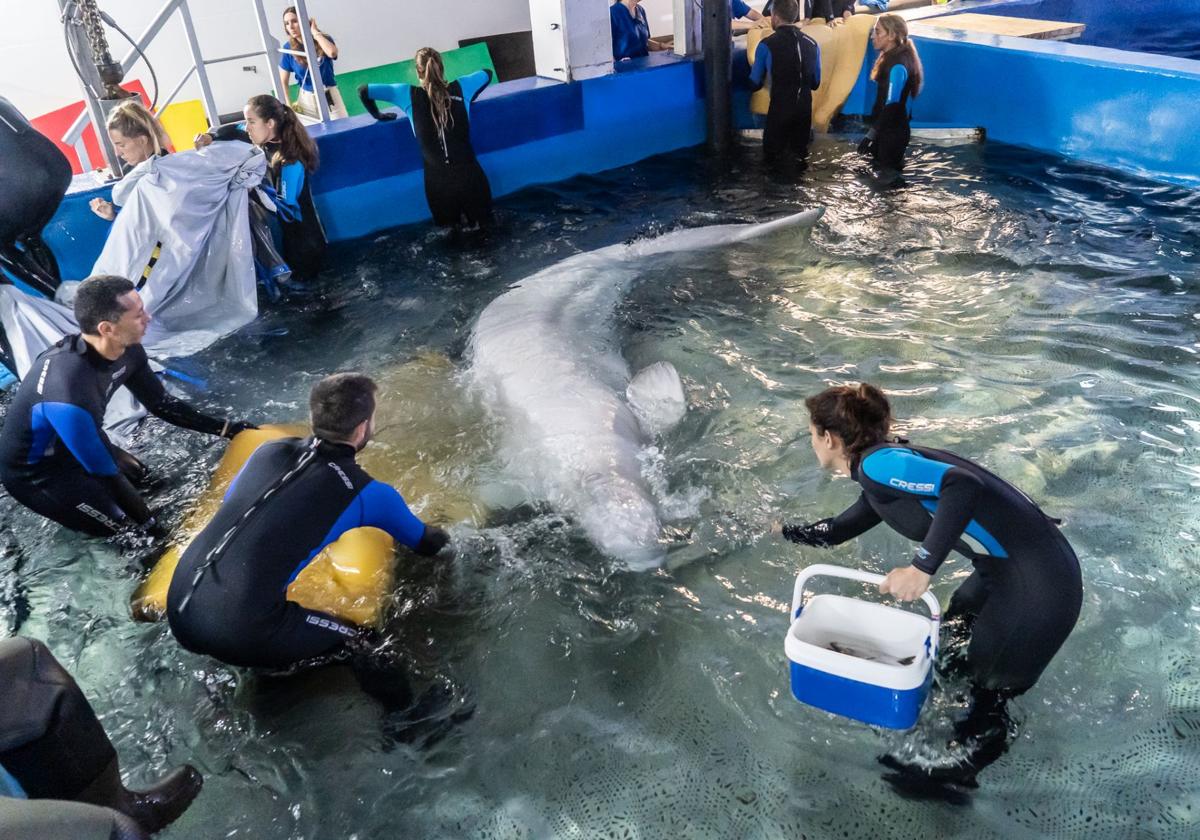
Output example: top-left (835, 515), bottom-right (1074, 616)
top-left (60, 0), bottom-right (330, 174)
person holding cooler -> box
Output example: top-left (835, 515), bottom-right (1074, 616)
top-left (278, 6), bottom-right (348, 119)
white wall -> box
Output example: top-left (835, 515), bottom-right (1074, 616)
top-left (3, 0), bottom-right (533, 119)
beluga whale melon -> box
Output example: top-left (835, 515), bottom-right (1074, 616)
top-left (468, 209), bottom-right (825, 569)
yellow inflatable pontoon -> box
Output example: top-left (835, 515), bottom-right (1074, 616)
top-left (747, 14), bottom-right (875, 132)
top-left (130, 425), bottom-right (398, 627)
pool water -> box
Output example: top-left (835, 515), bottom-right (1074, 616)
top-left (2, 136), bottom-right (1199, 839)
top-left (965, 0), bottom-right (1200, 61)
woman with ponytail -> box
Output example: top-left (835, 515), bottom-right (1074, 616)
top-left (197, 94), bottom-right (325, 282)
top-left (358, 49), bottom-right (494, 229)
top-left (778, 382), bottom-right (1082, 788)
top-left (858, 15), bottom-right (923, 181)
top-left (89, 100), bottom-right (172, 220)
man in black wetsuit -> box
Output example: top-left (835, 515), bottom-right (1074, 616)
top-left (166, 373), bottom-right (451, 671)
top-left (780, 384), bottom-right (1083, 792)
top-left (747, 0), bottom-right (822, 163)
top-left (0, 275), bottom-right (255, 536)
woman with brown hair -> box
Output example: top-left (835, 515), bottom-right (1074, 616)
top-left (278, 6), bottom-right (348, 119)
top-left (778, 382), bottom-right (1082, 789)
top-left (197, 95), bottom-right (325, 282)
top-left (858, 14), bottom-right (924, 181)
top-left (358, 48), bottom-right (494, 229)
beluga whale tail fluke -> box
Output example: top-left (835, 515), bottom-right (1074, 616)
top-left (468, 208), bottom-right (825, 568)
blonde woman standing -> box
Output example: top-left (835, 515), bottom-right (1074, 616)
top-left (278, 6), bottom-right (348, 119)
top-left (358, 49), bottom-right (494, 229)
top-left (859, 14), bottom-right (924, 179)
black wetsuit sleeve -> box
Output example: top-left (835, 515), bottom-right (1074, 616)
top-left (811, 0), bottom-right (834, 21)
top-left (803, 36), bottom-right (821, 90)
top-left (415, 525), bottom-right (450, 557)
top-left (123, 352), bottom-right (227, 437)
top-left (211, 124), bottom-right (252, 144)
top-left (783, 492), bottom-right (882, 546)
top-left (107, 472), bottom-right (152, 524)
top-left (912, 468), bottom-right (984, 575)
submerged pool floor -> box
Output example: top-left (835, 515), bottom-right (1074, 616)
top-left (2, 137), bottom-right (1199, 838)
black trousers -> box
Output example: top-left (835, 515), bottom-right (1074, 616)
top-left (0, 638), bottom-right (116, 800)
top-left (1, 470), bottom-right (127, 537)
top-left (873, 110), bottom-right (911, 173)
top-left (168, 595), bottom-right (358, 670)
top-left (763, 94), bottom-right (813, 162)
top-left (424, 159), bottom-right (493, 228)
top-left (946, 525), bottom-right (1083, 694)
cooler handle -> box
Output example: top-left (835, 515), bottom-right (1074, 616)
top-left (790, 563), bottom-right (942, 657)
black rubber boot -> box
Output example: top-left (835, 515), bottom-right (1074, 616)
top-left (76, 758), bottom-right (203, 834)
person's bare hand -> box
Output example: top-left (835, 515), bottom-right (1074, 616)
top-left (878, 565), bottom-right (931, 602)
top-left (193, 132), bottom-right (213, 148)
top-left (89, 197), bottom-right (116, 221)
top-left (309, 16), bottom-right (319, 32)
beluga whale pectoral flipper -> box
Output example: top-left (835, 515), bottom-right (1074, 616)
top-left (468, 208), bottom-right (825, 569)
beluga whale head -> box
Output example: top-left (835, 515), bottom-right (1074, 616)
top-left (467, 208), bottom-right (824, 569)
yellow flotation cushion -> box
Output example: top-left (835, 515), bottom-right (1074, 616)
top-left (747, 14), bottom-right (875, 131)
top-left (130, 425), bottom-right (397, 627)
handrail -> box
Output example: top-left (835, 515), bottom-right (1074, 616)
top-left (61, 0), bottom-right (329, 173)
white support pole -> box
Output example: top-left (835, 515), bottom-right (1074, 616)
top-left (176, 0), bottom-right (220, 128)
top-left (250, 0), bottom-right (285, 102)
top-left (291, 0), bottom-right (331, 123)
top-left (529, 0), bottom-right (614, 83)
top-left (674, 0), bottom-right (702, 56)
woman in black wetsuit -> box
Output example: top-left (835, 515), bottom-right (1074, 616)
top-left (358, 48), bottom-right (494, 229)
top-left (0, 97), bottom-right (72, 297)
top-left (196, 95), bottom-right (326, 283)
top-left (858, 15), bottom-right (923, 181)
top-left (778, 383), bottom-right (1083, 789)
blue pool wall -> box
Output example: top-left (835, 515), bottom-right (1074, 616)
top-left (840, 23), bottom-right (1200, 189)
top-left (43, 54), bottom-right (705, 283)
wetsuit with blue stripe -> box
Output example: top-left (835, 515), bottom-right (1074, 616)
top-left (868, 51), bottom-right (916, 172)
top-left (166, 436), bottom-right (448, 669)
top-left (749, 25), bottom-right (822, 161)
top-left (212, 125), bottom-right (326, 279)
top-left (786, 441), bottom-right (1082, 693)
top-left (362, 70), bottom-right (493, 228)
top-left (0, 335), bottom-right (230, 536)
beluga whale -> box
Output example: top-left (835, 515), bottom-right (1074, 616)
top-left (467, 208), bottom-right (825, 569)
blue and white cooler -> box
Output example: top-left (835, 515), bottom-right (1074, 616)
top-left (785, 564), bottom-right (941, 730)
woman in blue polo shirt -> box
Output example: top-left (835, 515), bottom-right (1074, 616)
top-left (610, 0), bottom-right (671, 61)
top-left (278, 6), bottom-right (348, 119)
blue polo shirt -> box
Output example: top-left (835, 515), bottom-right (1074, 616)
top-left (732, 0), bottom-right (754, 18)
top-left (280, 36), bottom-right (337, 91)
top-left (611, 3), bottom-right (651, 60)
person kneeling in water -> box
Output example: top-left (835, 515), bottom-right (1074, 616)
top-left (0, 276), bottom-right (256, 537)
top-left (166, 373), bottom-right (451, 670)
top-left (359, 49), bottom-right (494, 230)
top-left (777, 383), bottom-right (1082, 790)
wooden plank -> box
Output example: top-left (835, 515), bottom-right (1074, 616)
top-left (917, 13), bottom-right (1085, 41)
